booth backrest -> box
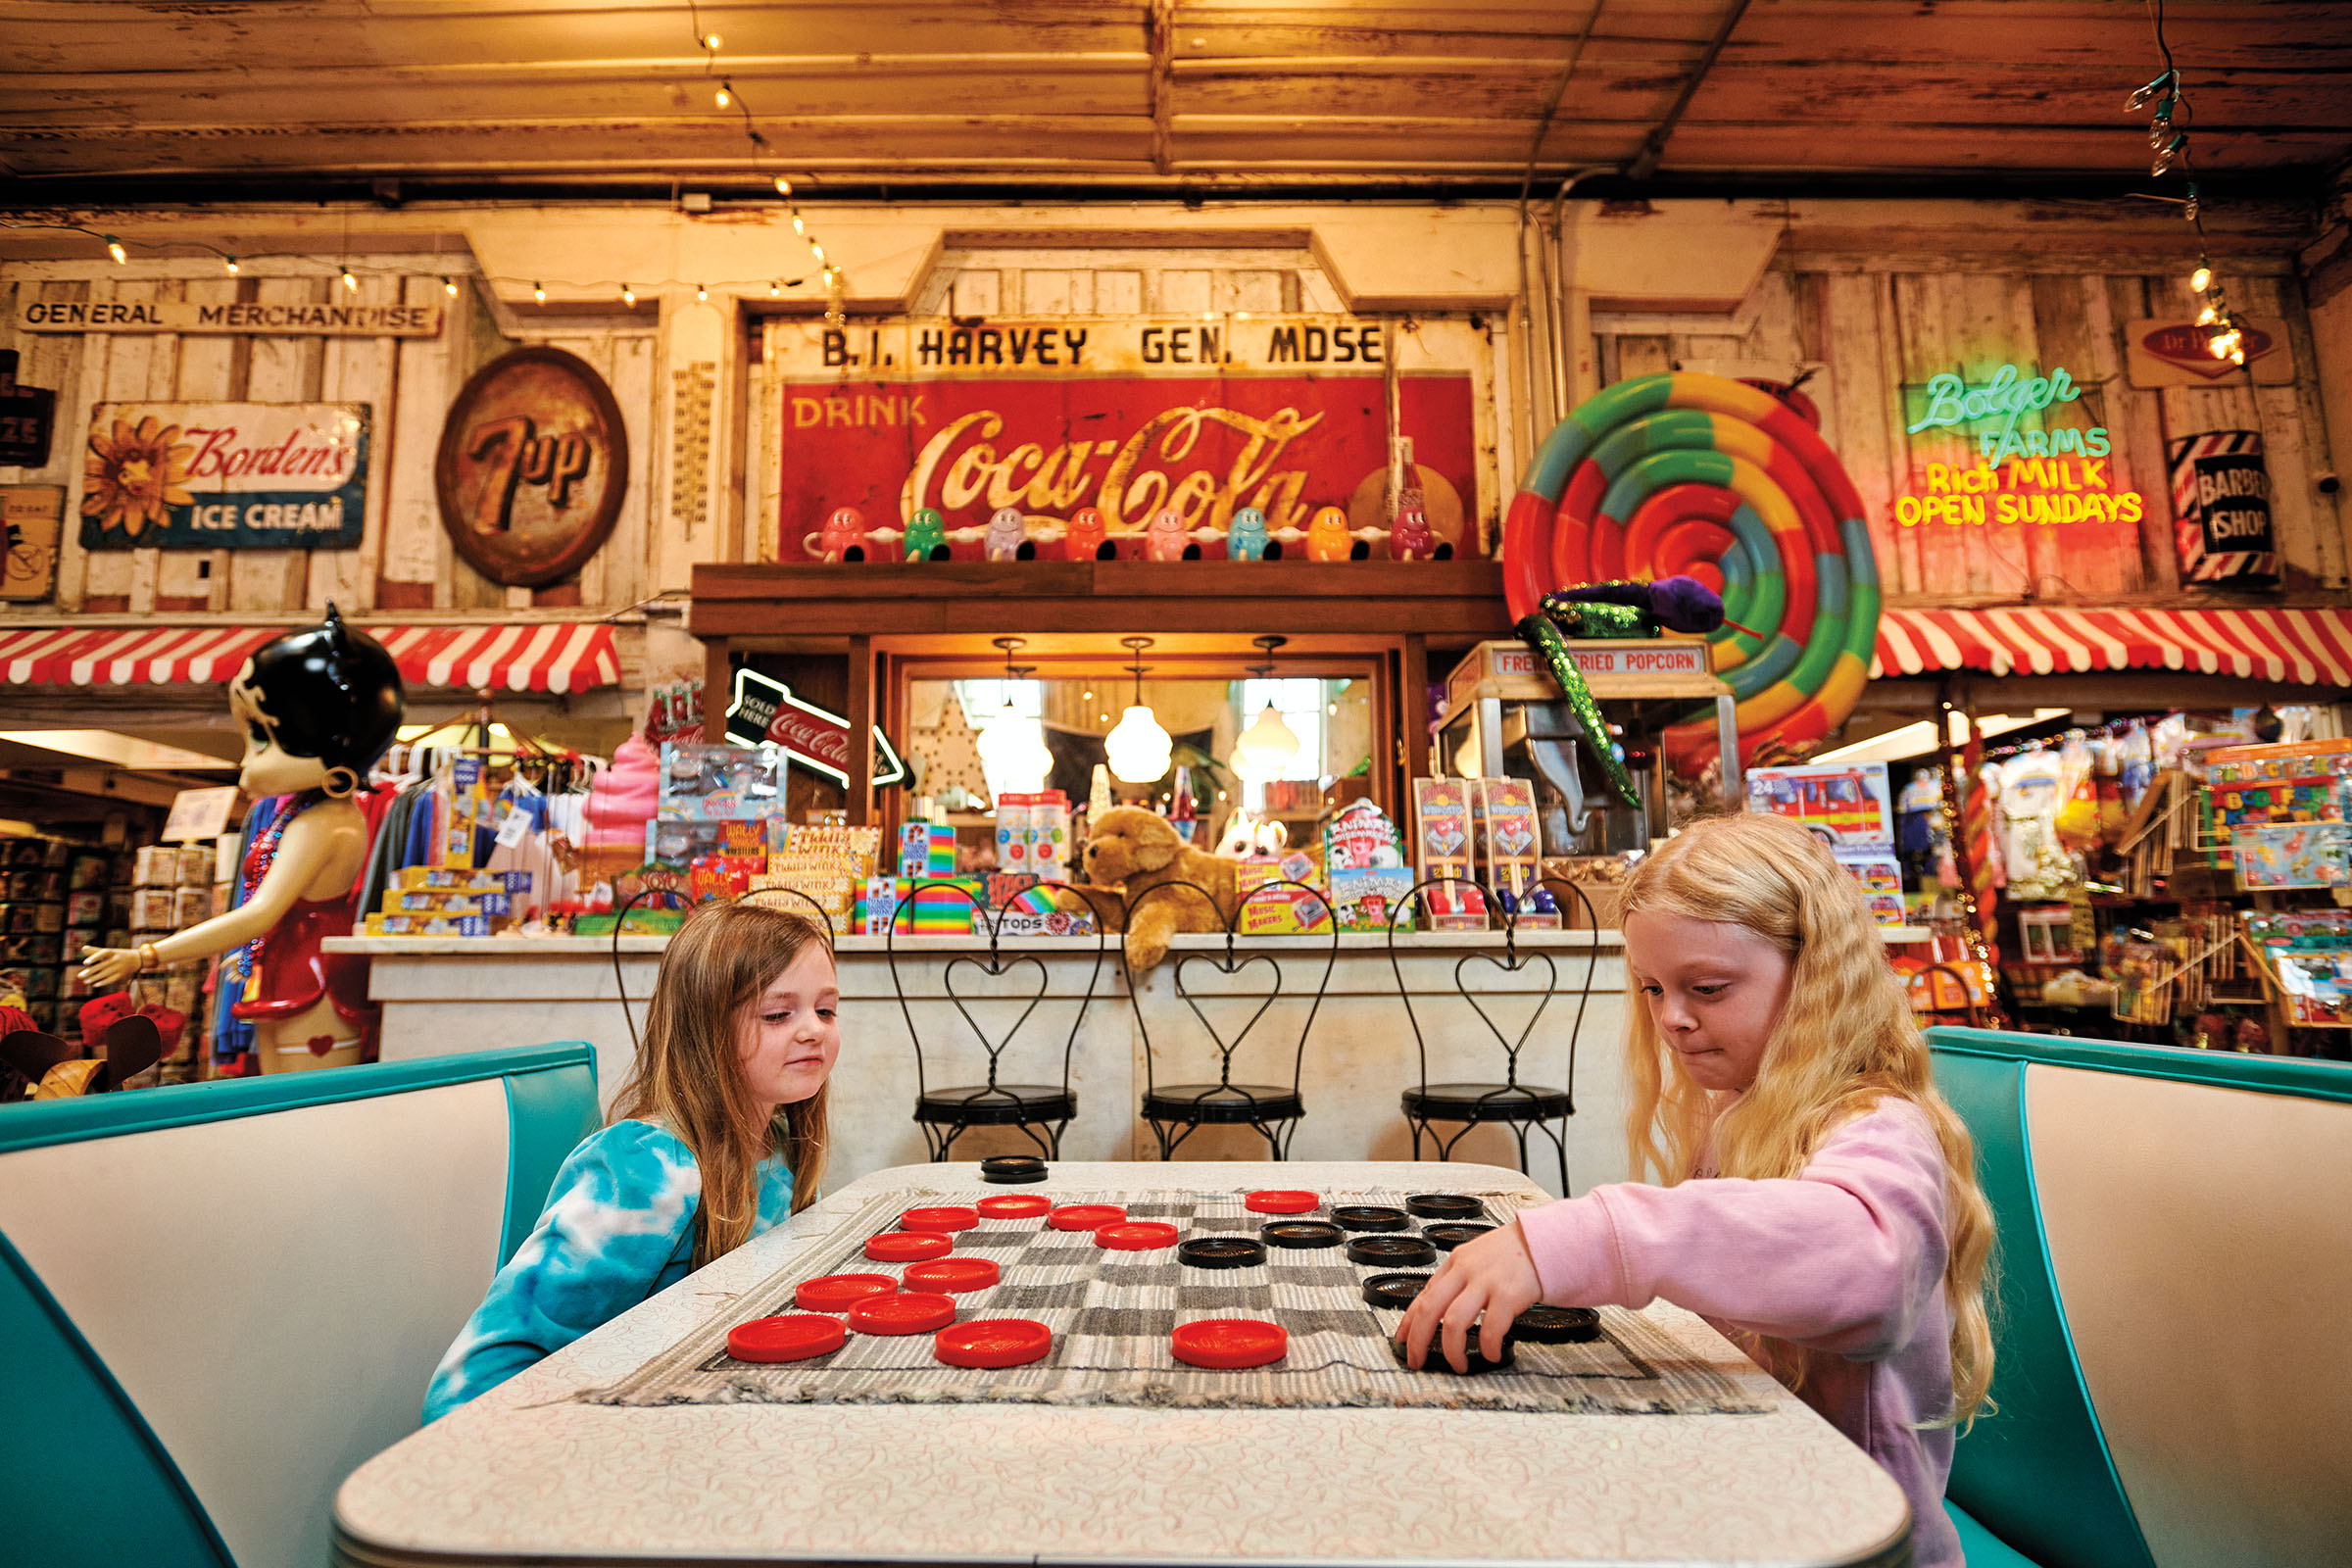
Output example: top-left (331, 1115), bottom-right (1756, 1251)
top-left (1927, 1028), bottom-right (2352, 1568)
top-left (0, 1043), bottom-right (599, 1568)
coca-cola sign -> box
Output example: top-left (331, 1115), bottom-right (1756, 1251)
top-left (724, 667), bottom-right (906, 787)
top-left (77, 401), bottom-right (368, 550)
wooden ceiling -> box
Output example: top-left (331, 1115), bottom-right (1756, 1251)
top-left (2, 1), bottom-right (2348, 193)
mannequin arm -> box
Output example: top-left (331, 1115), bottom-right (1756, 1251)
top-left (80, 808), bottom-right (363, 986)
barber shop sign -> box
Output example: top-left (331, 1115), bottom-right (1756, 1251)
top-left (78, 401), bottom-right (369, 550)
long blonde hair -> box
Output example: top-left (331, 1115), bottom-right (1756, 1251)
top-left (612, 901), bottom-right (832, 1266)
top-left (1619, 811), bottom-right (1995, 1428)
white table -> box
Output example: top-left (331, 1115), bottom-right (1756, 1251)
top-left (333, 1160), bottom-right (1912, 1568)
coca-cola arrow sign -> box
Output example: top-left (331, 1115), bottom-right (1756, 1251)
top-left (724, 667), bottom-right (906, 787)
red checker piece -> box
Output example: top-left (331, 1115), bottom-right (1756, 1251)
top-left (975, 1194), bottom-right (1054, 1218)
top-left (796, 1272), bottom-right (899, 1312)
top-left (865, 1232), bottom-right (954, 1263)
top-left (1048, 1203), bottom-right (1127, 1232)
top-left (906, 1256), bottom-right (1002, 1293)
top-left (848, 1291), bottom-right (958, 1336)
top-left (727, 1314), bottom-right (846, 1363)
top-left (936, 1318), bottom-right (1054, 1369)
top-left (1172, 1318), bottom-right (1288, 1369)
top-left (1244, 1190), bottom-right (1319, 1214)
top-left (1096, 1221), bottom-right (1181, 1250)
top-left (900, 1205), bottom-right (980, 1233)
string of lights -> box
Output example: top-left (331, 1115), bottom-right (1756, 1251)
top-left (2130, 0), bottom-right (2246, 367)
top-left (1, 8), bottom-right (851, 323)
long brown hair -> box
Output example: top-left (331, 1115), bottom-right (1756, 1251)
top-left (611, 901), bottom-right (833, 1266)
top-left (1618, 811), bottom-right (1996, 1429)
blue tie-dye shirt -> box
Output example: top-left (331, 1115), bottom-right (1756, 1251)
top-left (421, 1118), bottom-right (797, 1423)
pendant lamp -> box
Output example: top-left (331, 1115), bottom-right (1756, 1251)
top-left (1230, 634), bottom-right (1300, 784)
top-left (1104, 635), bottom-right (1173, 784)
top-left (974, 637), bottom-right (1054, 795)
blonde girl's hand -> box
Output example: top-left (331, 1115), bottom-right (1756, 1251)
top-left (1396, 1216), bottom-right (1545, 1372)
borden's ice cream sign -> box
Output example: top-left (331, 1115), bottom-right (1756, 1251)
top-left (78, 402), bottom-right (368, 551)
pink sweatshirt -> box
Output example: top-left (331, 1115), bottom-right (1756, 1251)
top-left (1516, 1099), bottom-right (1961, 1568)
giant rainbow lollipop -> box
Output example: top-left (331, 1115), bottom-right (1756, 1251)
top-left (1501, 372), bottom-right (1880, 774)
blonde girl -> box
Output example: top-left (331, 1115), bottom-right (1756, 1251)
top-left (425, 903), bottom-right (837, 1421)
top-left (1398, 811), bottom-right (1993, 1568)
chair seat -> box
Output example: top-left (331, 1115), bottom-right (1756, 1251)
top-left (1404, 1082), bottom-right (1571, 1122)
top-left (1145, 1084), bottom-right (1303, 1124)
top-left (914, 1085), bottom-right (1075, 1127)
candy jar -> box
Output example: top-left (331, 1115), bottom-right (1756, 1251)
top-left (818, 506), bottom-right (867, 563)
top-left (1228, 506), bottom-right (1271, 561)
top-left (985, 506), bottom-right (1032, 562)
top-left (904, 506), bottom-right (948, 562)
top-left (1142, 508), bottom-right (1192, 562)
top-left (1064, 506), bottom-right (1109, 561)
top-left (1306, 505), bottom-right (1354, 563)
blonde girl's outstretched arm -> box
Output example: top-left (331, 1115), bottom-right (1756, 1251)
top-left (1516, 1099), bottom-right (1948, 1358)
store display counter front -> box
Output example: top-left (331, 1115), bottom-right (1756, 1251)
top-left (330, 930), bottom-right (1632, 1197)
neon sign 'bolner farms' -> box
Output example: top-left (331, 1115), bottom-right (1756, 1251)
top-left (1906, 364), bottom-right (2111, 464)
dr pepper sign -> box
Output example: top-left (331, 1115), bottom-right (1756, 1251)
top-left (434, 346), bottom-right (627, 587)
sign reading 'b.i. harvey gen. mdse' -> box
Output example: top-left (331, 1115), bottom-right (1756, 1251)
top-left (78, 402), bottom-right (368, 550)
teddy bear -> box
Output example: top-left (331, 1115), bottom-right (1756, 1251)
top-left (1053, 805), bottom-right (1240, 970)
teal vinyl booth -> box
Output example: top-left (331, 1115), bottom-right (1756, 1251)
top-left (1927, 1027), bottom-right (2352, 1568)
top-left (0, 1043), bottom-right (599, 1568)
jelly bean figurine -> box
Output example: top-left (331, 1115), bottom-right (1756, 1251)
top-left (1494, 888), bottom-right (1519, 915)
top-left (1228, 506), bottom-right (1270, 561)
top-left (985, 506), bottom-right (1032, 562)
top-left (1306, 505), bottom-right (1354, 563)
top-left (1528, 887), bottom-right (1559, 915)
top-left (1389, 493), bottom-right (1435, 561)
top-left (904, 507), bottom-right (948, 562)
top-left (819, 506), bottom-right (867, 563)
top-left (1064, 506), bottom-right (1109, 561)
top-left (1143, 508), bottom-right (1192, 562)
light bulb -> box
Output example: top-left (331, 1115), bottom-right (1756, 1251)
top-left (768, 279), bottom-right (781, 296)
top-left (1105, 704), bottom-right (1173, 784)
top-left (976, 704), bottom-right (1054, 795)
top-left (791, 215), bottom-right (806, 234)
top-left (715, 81), bottom-right (732, 108)
top-left (442, 276), bottom-right (458, 295)
top-left (2230, 346), bottom-right (2247, 366)
top-left (2191, 265), bottom-right (2212, 292)
top-left (223, 255), bottom-right (239, 274)
top-left (703, 32), bottom-right (721, 49)
top-left (696, 282), bottom-right (709, 301)
top-left (2127, 71), bottom-right (2174, 111)
top-left (621, 283), bottom-right (636, 306)
top-left (774, 175), bottom-right (792, 196)
top-left (810, 241), bottom-right (825, 263)
top-left (532, 281), bottom-right (546, 303)
top-left (1231, 702), bottom-right (1299, 784)
top-left (2197, 302), bottom-right (2218, 325)
top-left (342, 269), bottom-right (359, 291)
top-left (105, 236), bottom-right (126, 264)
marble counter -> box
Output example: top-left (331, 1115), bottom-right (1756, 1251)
top-left (332, 1159), bottom-right (1911, 1568)
top-left (329, 930), bottom-right (1632, 1198)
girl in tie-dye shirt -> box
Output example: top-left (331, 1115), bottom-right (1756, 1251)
top-left (423, 903), bottom-right (838, 1422)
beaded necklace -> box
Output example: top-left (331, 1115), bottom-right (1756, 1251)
top-left (230, 789), bottom-right (326, 996)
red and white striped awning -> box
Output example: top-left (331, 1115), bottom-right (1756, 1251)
top-left (0, 621), bottom-right (620, 694)
top-left (1874, 607), bottom-right (2352, 686)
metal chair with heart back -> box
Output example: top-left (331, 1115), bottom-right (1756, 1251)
top-left (1123, 876), bottom-right (1339, 1160)
top-left (1387, 874), bottom-right (1601, 1196)
top-left (885, 877), bottom-right (1110, 1160)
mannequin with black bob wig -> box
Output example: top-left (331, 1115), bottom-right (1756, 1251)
top-left (78, 604), bottom-right (406, 1072)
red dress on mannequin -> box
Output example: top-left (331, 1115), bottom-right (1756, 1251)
top-left (228, 793), bottom-right (377, 1056)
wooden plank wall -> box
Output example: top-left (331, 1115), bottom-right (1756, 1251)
top-left (1592, 262), bottom-right (2348, 603)
top-left (0, 266), bottom-right (663, 616)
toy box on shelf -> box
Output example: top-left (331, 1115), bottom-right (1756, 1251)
top-left (1408, 779), bottom-right (1486, 930)
top-left (1237, 852), bottom-right (1334, 937)
top-left (1745, 762), bottom-right (1895, 847)
top-left (1324, 800), bottom-right (1416, 933)
top-left (2241, 911), bottom-right (2352, 1029)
